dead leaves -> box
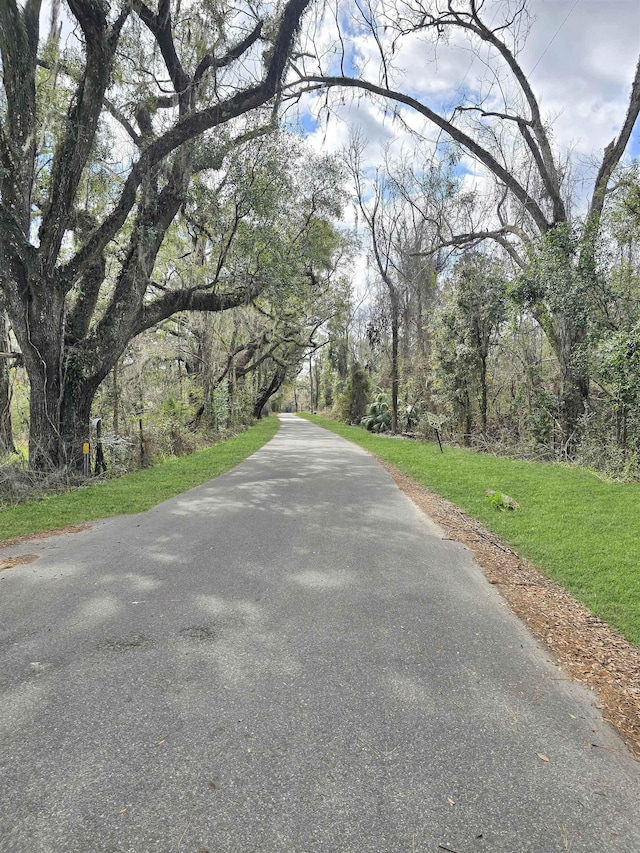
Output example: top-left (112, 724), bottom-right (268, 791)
top-left (0, 553), bottom-right (39, 571)
top-left (0, 523), bottom-right (91, 549)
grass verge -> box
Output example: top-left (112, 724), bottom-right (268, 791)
top-left (301, 414), bottom-right (640, 649)
top-left (0, 417), bottom-right (279, 542)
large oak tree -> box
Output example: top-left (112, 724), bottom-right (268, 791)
top-left (0, 0), bottom-right (312, 469)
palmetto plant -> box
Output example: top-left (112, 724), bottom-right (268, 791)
top-left (361, 391), bottom-right (392, 433)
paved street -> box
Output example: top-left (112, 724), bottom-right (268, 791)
top-left (1, 414), bottom-right (639, 852)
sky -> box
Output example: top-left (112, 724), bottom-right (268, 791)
top-left (294, 0), bottom-right (640, 207)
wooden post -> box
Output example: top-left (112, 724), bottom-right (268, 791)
top-left (94, 417), bottom-right (106, 474)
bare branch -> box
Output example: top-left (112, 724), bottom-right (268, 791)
top-left (591, 57), bottom-right (640, 220)
top-left (298, 75), bottom-right (551, 232)
top-left (193, 22), bottom-right (264, 86)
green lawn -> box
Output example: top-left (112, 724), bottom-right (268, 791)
top-left (301, 414), bottom-right (640, 649)
top-left (0, 417), bottom-right (279, 542)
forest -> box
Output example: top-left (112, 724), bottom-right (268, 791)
top-left (1, 0), bottom-right (639, 486)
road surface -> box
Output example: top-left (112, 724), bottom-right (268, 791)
top-left (1, 414), bottom-right (639, 852)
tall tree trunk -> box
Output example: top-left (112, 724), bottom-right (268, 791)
top-left (0, 364), bottom-right (14, 453)
top-left (13, 286), bottom-right (110, 470)
top-left (390, 292), bottom-right (399, 434)
top-left (0, 309), bottom-right (14, 453)
top-left (480, 353), bottom-right (488, 435)
top-left (112, 362), bottom-right (120, 437)
top-left (464, 388), bottom-right (472, 445)
top-left (253, 366), bottom-right (286, 419)
top-left (555, 318), bottom-right (589, 455)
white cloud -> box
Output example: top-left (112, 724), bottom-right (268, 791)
top-left (293, 0), bottom-right (640, 295)
top-left (296, 0), bottom-right (640, 197)
top-left (521, 0), bottom-right (640, 155)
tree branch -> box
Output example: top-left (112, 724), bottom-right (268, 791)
top-left (193, 22), bottom-right (264, 86)
top-left (61, 0), bottom-right (312, 285)
top-left (393, 1), bottom-right (565, 223)
top-left (132, 280), bottom-right (267, 338)
top-left (296, 75), bottom-right (552, 233)
top-left (38, 5), bottom-right (129, 278)
top-left (130, 0), bottom-right (191, 113)
top-left (591, 56), bottom-right (640, 220)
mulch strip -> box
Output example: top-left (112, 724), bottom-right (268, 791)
top-left (0, 523), bottom-right (92, 551)
top-left (379, 459), bottom-right (640, 762)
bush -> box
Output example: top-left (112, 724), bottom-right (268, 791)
top-left (361, 391), bottom-right (391, 432)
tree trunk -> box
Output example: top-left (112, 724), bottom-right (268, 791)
top-left (20, 324), bottom-right (64, 470)
top-left (0, 309), bottom-right (14, 452)
top-left (0, 362), bottom-right (14, 453)
top-left (480, 353), bottom-right (488, 435)
top-left (15, 299), bottom-right (108, 470)
top-left (254, 366), bottom-right (286, 419)
top-left (94, 417), bottom-right (106, 474)
top-left (390, 293), bottom-right (399, 434)
top-left (464, 389), bottom-right (472, 445)
top-left (112, 362), bottom-right (120, 437)
top-left (559, 365), bottom-right (589, 455)
top-left (555, 320), bottom-right (589, 455)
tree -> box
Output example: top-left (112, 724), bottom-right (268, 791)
top-left (0, 0), bottom-right (313, 469)
top-left (336, 361), bottom-right (370, 424)
top-left (437, 252), bottom-right (506, 437)
top-left (0, 303), bottom-right (16, 453)
top-left (349, 154), bottom-right (402, 433)
top-left (293, 0), bottom-right (640, 451)
top-left (348, 140), bottom-right (446, 433)
top-left (178, 149), bottom-right (350, 420)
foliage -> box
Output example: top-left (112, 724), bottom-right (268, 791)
top-left (361, 391), bottom-right (391, 432)
top-left (361, 390), bottom-right (425, 433)
top-left (292, 1), bottom-right (640, 451)
top-left (335, 362), bottom-right (370, 424)
top-left (435, 253), bottom-right (507, 437)
top-left (0, 0), bottom-right (315, 469)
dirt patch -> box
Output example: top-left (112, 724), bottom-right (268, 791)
top-left (0, 523), bottom-right (92, 551)
top-left (0, 553), bottom-right (40, 572)
top-left (380, 459), bottom-right (640, 762)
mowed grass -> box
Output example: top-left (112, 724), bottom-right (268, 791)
top-left (302, 414), bottom-right (640, 649)
top-left (0, 416), bottom-right (279, 542)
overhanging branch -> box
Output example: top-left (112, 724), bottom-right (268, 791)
top-left (294, 75), bottom-right (552, 234)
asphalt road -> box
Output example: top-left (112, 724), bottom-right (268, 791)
top-left (1, 414), bottom-right (639, 853)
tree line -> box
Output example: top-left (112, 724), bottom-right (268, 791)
top-left (1, 0), bottom-right (639, 476)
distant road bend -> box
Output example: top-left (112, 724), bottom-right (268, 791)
top-left (0, 414), bottom-right (639, 852)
